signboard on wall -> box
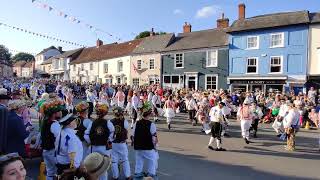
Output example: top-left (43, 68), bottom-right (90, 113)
top-left (230, 80), bottom-right (286, 85)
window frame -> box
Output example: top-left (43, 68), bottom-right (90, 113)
top-left (104, 63), bottom-right (108, 73)
top-left (118, 61), bottom-right (123, 72)
top-left (206, 50), bottom-right (218, 67)
top-left (205, 74), bottom-right (218, 90)
top-left (149, 59), bottom-right (155, 70)
top-left (269, 56), bottom-right (283, 74)
top-left (246, 36), bottom-right (259, 49)
top-left (246, 57), bottom-right (258, 74)
top-left (137, 60), bottom-right (142, 70)
top-left (132, 78), bottom-right (140, 86)
top-left (270, 32), bottom-right (284, 48)
top-left (174, 53), bottom-right (184, 69)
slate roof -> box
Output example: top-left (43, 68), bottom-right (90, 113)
top-left (132, 33), bottom-right (174, 54)
top-left (36, 46), bottom-right (59, 56)
top-left (54, 48), bottom-right (83, 59)
top-left (70, 39), bottom-right (143, 65)
top-left (227, 11), bottom-right (310, 33)
top-left (40, 57), bottom-right (54, 65)
top-left (161, 29), bottom-right (228, 52)
top-left (310, 12), bottom-right (320, 23)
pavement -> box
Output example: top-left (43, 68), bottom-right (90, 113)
top-left (25, 108), bottom-right (320, 180)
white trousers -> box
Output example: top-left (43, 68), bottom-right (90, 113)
top-left (42, 150), bottom-right (56, 180)
top-left (91, 146), bottom-right (111, 180)
top-left (166, 117), bottom-right (172, 124)
top-left (241, 120), bottom-right (252, 139)
top-left (82, 141), bottom-right (89, 160)
top-left (135, 150), bottom-right (157, 176)
top-left (111, 143), bottom-right (130, 178)
top-left (117, 101), bottom-right (124, 108)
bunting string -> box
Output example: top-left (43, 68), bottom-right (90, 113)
top-left (9, 49), bottom-right (37, 56)
top-left (32, 0), bottom-right (123, 42)
top-left (0, 22), bottom-right (86, 47)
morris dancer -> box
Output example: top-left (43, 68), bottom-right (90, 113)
top-left (250, 102), bottom-right (263, 138)
top-left (40, 99), bottom-right (65, 180)
top-left (208, 102), bottom-right (227, 151)
top-left (110, 107), bottom-right (131, 180)
top-left (164, 95), bottom-right (176, 130)
top-left (237, 100), bottom-right (254, 144)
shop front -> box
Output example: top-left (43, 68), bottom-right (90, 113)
top-left (228, 77), bottom-right (287, 93)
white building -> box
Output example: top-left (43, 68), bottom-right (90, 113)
top-left (35, 46), bottom-right (62, 76)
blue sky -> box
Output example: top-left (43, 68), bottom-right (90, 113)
top-left (1, 0), bottom-right (319, 55)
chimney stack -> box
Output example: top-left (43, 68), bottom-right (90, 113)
top-left (217, 13), bottom-right (229, 29)
top-left (150, 28), bottom-right (155, 36)
top-left (96, 39), bottom-right (103, 47)
top-left (183, 22), bottom-right (192, 33)
top-left (58, 46), bottom-right (62, 52)
top-left (238, 3), bottom-right (246, 20)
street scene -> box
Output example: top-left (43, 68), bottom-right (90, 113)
top-left (1, 0), bottom-right (320, 180)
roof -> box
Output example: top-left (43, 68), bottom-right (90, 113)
top-left (162, 29), bottom-right (228, 52)
top-left (310, 12), bottom-right (320, 23)
top-left (13, 61), bottom-right (27, 67)
top-left (36, 46), bottom-right (59, 56)
top-left (70, 39), bottom-right (143, 64)
top-left (54, 48), bottom-right (83, 58)
top-left (23, 61), bottom-right (33, 68)
top-left (40, 57), bottom-right (54, 65)
top-left (227, 11), bottom-right (310, 33)
top-left (132, 33), bottom-right (174, 54)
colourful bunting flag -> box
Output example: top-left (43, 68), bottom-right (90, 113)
top-left (49, 7), bottom-right (53, 11)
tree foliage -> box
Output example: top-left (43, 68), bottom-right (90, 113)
top-left (12, 52), bottom-right (34, 62)
top-left (135, 31), bottom-right (167, 39)
top-left (0, 45), bottom-right (11, 62)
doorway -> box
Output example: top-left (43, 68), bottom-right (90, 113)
top-left (187, 76), bottom-right (196, 90)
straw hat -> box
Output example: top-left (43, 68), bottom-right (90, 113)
top-left (95, 103), bottom-right (109, 116)
top-left (83, 152), bottom-right (111, 178)
top-left (41, 93), bottom-right (50, 100)
top-left (8, 100), bottom-right (25, 110)
top-left (59, 114), bottom-right (79, 126)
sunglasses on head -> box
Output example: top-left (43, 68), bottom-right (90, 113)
top-left (0, 153), bottom-right (20, 162)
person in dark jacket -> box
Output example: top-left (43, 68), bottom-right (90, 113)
top-left (0, 88), bottom-right (10, 155)
top-left (7, 100), bottom-right (30, 157)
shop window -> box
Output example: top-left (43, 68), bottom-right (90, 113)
top-left (172, 76), bottom-right (180, 83)
top-left (163, 76), bottom-right (171, 83)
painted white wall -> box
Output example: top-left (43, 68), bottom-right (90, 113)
top-left (70, 62), bottom-right (99, 83)
top-left (309, 24), bottom-right (320, 75)
top-left (35, 48), bottom-right (61, 71)
top-left (98, 56), bottom-right (131, 85)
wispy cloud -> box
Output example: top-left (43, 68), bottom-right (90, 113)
top-left (173, 9), bottom-right (184, 15)
top-left (195, 5), bottom-right (222, 18)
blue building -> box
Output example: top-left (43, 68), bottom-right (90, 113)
top-left (227, 4), bottom-right (309, 93)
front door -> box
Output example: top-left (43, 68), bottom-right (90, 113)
top-left (187, 76), bottom-right (196, 90)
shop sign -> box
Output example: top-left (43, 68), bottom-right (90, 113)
top-left (231, 80), bottom-right (285, 85)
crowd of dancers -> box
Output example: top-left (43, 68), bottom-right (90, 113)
top-left (0, 77), bottom-right (320, 180)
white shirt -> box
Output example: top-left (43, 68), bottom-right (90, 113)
top-left (186, 98), bottom-right (197, 110)
top-left (147, 92), bottom-right (154, 102)
top-left (152, 95), bottom-right (161, 107)
top-left (283, 109), bottom-right (299, 128)
top-left (132, 95), bottom-right (139, 111)
top-left (55, 128), bottom-right (83, 168)
top-left (209, 106), bottom-right (225, 123)
top-left (51, 120), bottom-right (61, 138)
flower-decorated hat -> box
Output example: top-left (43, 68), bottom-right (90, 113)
top-left (8, 100), bottom-right (25, 110)
top-left (40, 99), bottom-right (65, 116)
top-left (95, 103), bottom-right (109, 116)
top-left (75, 101), bottom-right (89, 113)
top-left (113, 106), bottom-right (124, 118)
top-left (139, 101), bottom-right (153, 117)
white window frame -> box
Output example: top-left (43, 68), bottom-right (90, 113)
top-left (246, 57), bottom-right (258, 74)
top-left (270, 32), bottom-right (284, 48)
top-left (137, 60), bottom-right (142, 70)
top-left (118, 61), bottom-right (123, 72)
top-left (174, 53), bottom-right (184, 68)
top-left (206, 50), bottom-right (218, 67)
top-left (269, 56), bottom-right (283, 74)
top-left (247, 36), bottom-right (259, 49)
top-left (205, 74), bottom-right (218, 90)
top-left (149, 59), bottom-right (155, 70)
top-left (73, 64), bottom-right (76, 71)
top-left (104, 63), bottom-right (108, 73)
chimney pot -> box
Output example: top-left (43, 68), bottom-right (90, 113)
top-left (58, 46), bottom-right (62, 52)
top-left (217, 13), bottom-right (229, 29)
top-left (150, 28), bottom-right (155, 36)
top-left (238, 3), bottom-right (246, 20)
top-left (183, 22), bottom-right (192, 33)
